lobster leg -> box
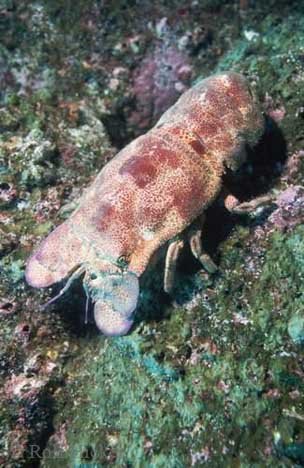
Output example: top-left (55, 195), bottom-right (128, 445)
top-left (223, 192), bottom-right (275, 214)
top-left (164, 238), bottom-right (185, 293)
top-left (188, 215), bottom-right (217, 274)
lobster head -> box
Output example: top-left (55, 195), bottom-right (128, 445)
top-left (87, 269), bottom-right (140, 336)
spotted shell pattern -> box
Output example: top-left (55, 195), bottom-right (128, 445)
top-left (25, 72), bottom-right (264, 335)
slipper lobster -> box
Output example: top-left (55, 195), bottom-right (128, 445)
top-left (25, 72), bottom-right (265, 336)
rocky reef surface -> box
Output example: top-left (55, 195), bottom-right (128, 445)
top-left (0, 0), bottom-right (304, 466)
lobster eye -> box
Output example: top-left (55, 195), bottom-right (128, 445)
top-left (117, 255), bottom-right (128, 269)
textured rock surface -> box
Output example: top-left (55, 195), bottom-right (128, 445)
top-left (0, 0), bottom-right (304, 466)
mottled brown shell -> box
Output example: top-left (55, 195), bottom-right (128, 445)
top-left (26, 72), bottom-right (263, 296)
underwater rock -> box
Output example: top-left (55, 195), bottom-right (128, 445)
top-left (0, 182), bottom-right (17, 206)
top-left (1, 1), bottom-right (304, 466)
top-left (0, 298), bottom-right (16, 316)
top-left (130, 44), bottom-right (192, 131)
top-left (10, 129), bottom-right (57, 188)
top-left (269, 185), bottom-right (304, 232)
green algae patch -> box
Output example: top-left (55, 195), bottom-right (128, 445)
top-left (288, 313), bottom-right (304, 346)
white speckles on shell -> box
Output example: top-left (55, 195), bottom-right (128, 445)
top-left (196, 89), bottom-right (207, 106)
top-left (217, 73), bottom-right (233, 88)
top-left (139, 227), bottom-right (155, 240)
